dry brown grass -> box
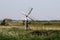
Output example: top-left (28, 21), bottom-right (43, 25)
top-left (0, 25), bottom-right (60, 30)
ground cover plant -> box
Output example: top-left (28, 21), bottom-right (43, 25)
top-left (0, 27), bottom-right (60, 40)
top-left (0, 20), bottom-right (60, 40)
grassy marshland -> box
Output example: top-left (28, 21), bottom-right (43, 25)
top-left (0, 27), bottom-right (60, 40)
top-left (0, 20), bottom-right (60, 40)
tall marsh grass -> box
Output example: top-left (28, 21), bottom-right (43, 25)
top-left (0, 28), bottom-right (60, 40)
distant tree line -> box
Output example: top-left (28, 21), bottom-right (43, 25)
top-left (1, 18), bottom-right (12, 26)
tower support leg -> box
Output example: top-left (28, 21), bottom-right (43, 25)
top-left (25, 20), bottom-right (29, 30)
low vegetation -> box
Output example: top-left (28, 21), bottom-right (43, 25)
top-left (0, 19), bottom-right (60, 40)
top-left (0, 28), bottom-right (60, 40)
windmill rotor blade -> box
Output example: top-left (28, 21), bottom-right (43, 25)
top-left (29, 15), bottom-right (37, 20)
top-left (18, 10), bottom-right (27, 16)
top-left (28, 8), bottom-right (33, 16)
top-left (18, 8), bottom-right (33, 17)
top-left (27, 16), bottom-right (35, 21)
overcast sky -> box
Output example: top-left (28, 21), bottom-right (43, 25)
top-left (0, 0), bottom-right (60, 20)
